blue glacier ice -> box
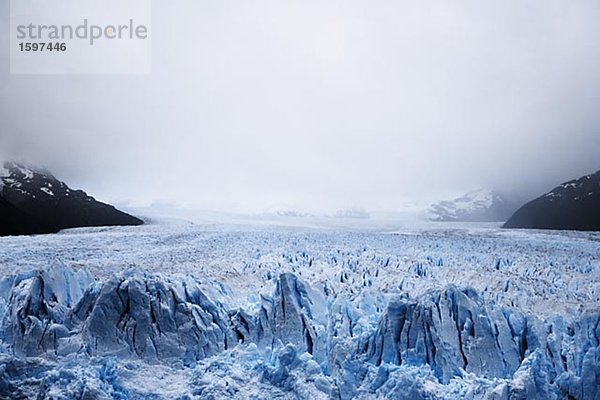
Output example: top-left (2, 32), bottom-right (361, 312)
top-left (0, 259), bottom-right (598, 399)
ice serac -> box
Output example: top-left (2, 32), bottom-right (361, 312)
top-left (73, 271), bottom-right (327, 364)
top-left (364, 286), bottom-right (528, 383)
top-left (2, 265), bottom-right (328, 365)
top-left (73, 272), bottom-right (235, 364)
top-left (231, 273), bottom-right (327, 362)
top-left (360, 286), bottom-right (600, 399)
top-left (1, 260), bottom-right (94, 356)
top-left (1, 263), bottom-right (599, 399)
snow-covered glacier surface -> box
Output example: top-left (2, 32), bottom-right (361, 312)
top-left (0, 221), bottom-right (599, 399)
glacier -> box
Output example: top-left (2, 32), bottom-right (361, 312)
top-left (0, 223), bottom-right (599, 399)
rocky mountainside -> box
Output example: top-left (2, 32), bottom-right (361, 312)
top-left (0, 161), bottom-right (143, 236)
top-left (504, 170), bottom-right (600, 231)
top-left (429, 188), bottom-right (517, 222)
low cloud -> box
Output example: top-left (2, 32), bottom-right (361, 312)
top-left (1, 0), bottom-right (599, 212)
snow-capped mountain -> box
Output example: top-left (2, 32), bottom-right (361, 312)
top-left (504, 169), bottom-right (600, 231)
top-left (429, 188), bottom-right (516, 222)
top-left (0, 161), bottom-right (143, 236)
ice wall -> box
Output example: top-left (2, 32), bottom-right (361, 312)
top-left (0, 263), bottom-right (598, 399)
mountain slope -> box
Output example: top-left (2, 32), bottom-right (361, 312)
top-left (429, 189), bottom-right (517, 222)
top-left (0, 161), bottom-right (143, 236)
top-left (0, 195), bottom-right (53, 236)
top-left (503, 170), bottom-right (600, 231)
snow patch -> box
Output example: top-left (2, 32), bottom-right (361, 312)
top-left (40, 187), bottom-right (54, 196)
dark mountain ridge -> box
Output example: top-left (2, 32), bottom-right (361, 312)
top-left (503, 170), bottom-right (600, 231)
top-left (0, 161), bottom-right (143, 236)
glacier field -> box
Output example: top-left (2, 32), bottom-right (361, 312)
top-left (0, 221), bottom-right (598, 399)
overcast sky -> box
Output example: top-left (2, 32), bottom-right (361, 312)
top-left (1, 0), bottom-right (600, 213)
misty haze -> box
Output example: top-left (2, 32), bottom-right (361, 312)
top-left (0, 1), bottom-right (599, 399)
top-left (2, 1), bottom-right (600, 213)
